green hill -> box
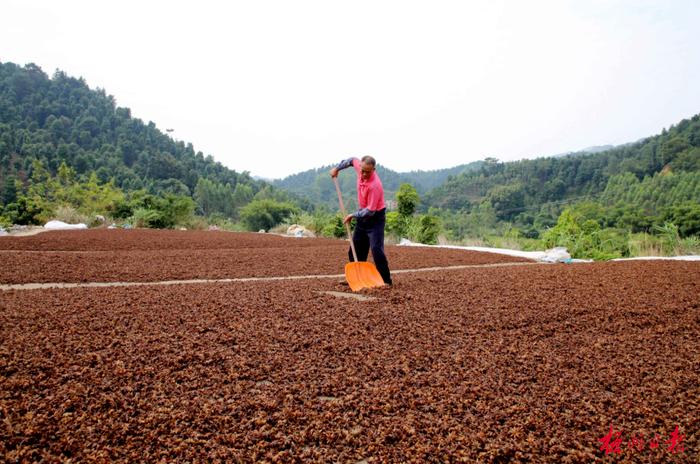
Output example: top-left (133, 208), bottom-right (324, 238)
top-left (0, 61), bottom-right (297, 224)
top-left (424, 117), bottom-right (700, 222)
top-left (273, 161), bottom-right (483, 211)
top-left (2, 61), bottom-right (698, 251)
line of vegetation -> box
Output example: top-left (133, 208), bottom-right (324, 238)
top-left (1, 61), bottom-right (698, 259)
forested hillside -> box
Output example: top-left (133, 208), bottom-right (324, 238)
top-left (1, 61), bottom-right (698, 258)
top-left (417, 115), bottom-right (700, 259)
top-left (424, 117), bottom-right (700, 222)
top-left (0, 61), bottom-right (304, 227)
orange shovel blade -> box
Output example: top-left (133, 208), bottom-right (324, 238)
top-left (345, 262), bottom-right (385, 292)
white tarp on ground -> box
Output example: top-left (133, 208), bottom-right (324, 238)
top-left (397, 239), bottom-right (578, 262)
top-left (44, 220), bottom-right (88, 230)
top-left (286, 224), bottom-right (316, 238)
top-left (0, 227), bottom-right (7, 236)
top-left (611, 255), bottom-right (700, 262)
top-left (397, 239), bottom-right (699, 262)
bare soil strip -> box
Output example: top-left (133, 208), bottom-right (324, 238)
top-left (318, 291), bottom-right (379, 302)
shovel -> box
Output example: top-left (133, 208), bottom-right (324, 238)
top-left (333, 176), bottom-right (385, 292)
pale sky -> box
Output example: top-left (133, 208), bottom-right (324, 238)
top-left (3, 0), bottom-right (700, 179)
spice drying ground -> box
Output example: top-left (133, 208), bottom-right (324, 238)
top-left (1, 256), bottom-right (699, 462)
top-left (0, 229), bottom-right (346, 251)
top-left (0, 229), bottom-right (530, 284)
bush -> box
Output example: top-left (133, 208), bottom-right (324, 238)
top-left (586, 228), bottom-right (629, 260)
top-left (112, 191), bottom-right (156, 220)
top-left (543, 208), bottom-right (629, 260)
top-left (112, 198), bottom-right (135, 219)
top-left (1, 196), bottom-right (46, 225)
top-left (410, 215), bottom-right (440, 244)
top-left (662, 202), bottom-right (700, 237)
top-left (158, 194), bottom-right (196, 228)
top-left (181, 215), bottom-right (209, 231)
top-left (240, 199), bottom-right (299, 231)
top-left (131, 208), bottom-right (164, 228)
top-left (126, 194), bottom-right (195, 229)
top-left (287, 211), bottom-right (336, 236)
top-left (205, 213), bottom-right (245, 231)
top-left (628, 233), bottom-right (666, 257)
top-left (385, 211), bottom-right (405, 238)
top-left (679, 236), bottom-right (700, 255)
top-left (542, 209), bottom-right (579, 250)
top-left (320, 214), bottom-right (346, 238)
top-left (652, 222), bottom-right (699, 255)
top-left (52, 205), bottom-right (90, 225)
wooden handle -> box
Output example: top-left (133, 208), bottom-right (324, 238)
top-left (333, 176), bottom-right (358, 262)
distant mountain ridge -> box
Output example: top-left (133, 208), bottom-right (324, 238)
top-left (272, 161), bottom-right (483, 210)
top-left (553, 141), bottom-right (644, 158)
top-left (553, 144), bottom-right (616, 157)
top-left (579, 144), bottom-right (616, 153)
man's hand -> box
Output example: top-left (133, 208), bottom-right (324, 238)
top-left (343, 214), bottom-right (354, 224)
top-left (330, 167), bottom-right (339, 178)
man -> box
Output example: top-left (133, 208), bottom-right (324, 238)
top-left (330, 155), bottom-right (392, 285)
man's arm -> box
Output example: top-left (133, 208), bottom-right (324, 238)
top-left (329, 157), bottom-right (358, 178)
top-left (330, 157), bottom-right (371, 223)
top-left (343, 208), bottom-right (374, 224)
top-left (352, 207), bottom-right (376, 219)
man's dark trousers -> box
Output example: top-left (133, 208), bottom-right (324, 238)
top-left (348, 208), bottom-right (392, 285)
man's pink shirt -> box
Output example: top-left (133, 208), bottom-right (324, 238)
top-left (352, 158), bottom-right (386, 211)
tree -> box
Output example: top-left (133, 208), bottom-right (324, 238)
top-left (2, 175), bottom-right (18, 205)
top-left (157, 194), bottom-right (196, 228)
top-left (396, 183), bottom-right (419, 217)
top-left (663, 202), bottom-right (700, 237)
top-left (659, 136), bottom-right (690, 165)
top-left (414, 215), bottom-right (440, 244)
top-left (57, 161), bottom-right (75, 186)
top-left (232, 183), bottom-right (253, 209)
top-left (487, 183), bottom-right (525, 220)
top-left (194, 178), bottom-right (231, 216)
